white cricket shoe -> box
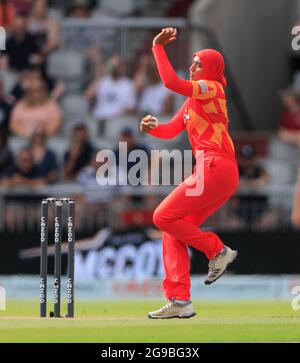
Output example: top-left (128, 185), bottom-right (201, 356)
top-left (205, 246), bottom-right (238, 285)
top-left (148, 300), bottom-right (196, 319)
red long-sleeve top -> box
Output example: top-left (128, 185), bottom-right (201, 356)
top-left (149, 44), bottom-right (236, 161)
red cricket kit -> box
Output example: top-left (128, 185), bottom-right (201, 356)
top-left (149, 45), bottom-right (239, 300)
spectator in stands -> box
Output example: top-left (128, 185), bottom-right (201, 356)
top-left (28, 0), bottom-right (60, 58)
top-left (85, 55), bottom-right (136, 135)
top-left (64, 123), bottom-right (94, 180)
top-left (236, 144), bottom-right (270, 229)
top-left (238, 145), bottom-right (269, 189)
top-left (10, 78), bottom-right (62, 137)
top-left (61, 1), bottom-right (101, 53)
top-left (0, 146), bottom-right (47, 188)
top-left (74, 150), bottom-right (117, 229)
top-left (76, 150), bottom-right (122, 202)
top-left (12, 0), bottom-right (33, 15)
top-left (0, 0), bottom-right (15, 28)
top-left (0, 128), bottom-right (14, 180)
top-left (114, 126), bottom-right (150, 185)
top-left (278, 88), bottom-right (300, 147)
top-left (0, 79), bottom-right (13, 135)
top-left (113, 126), bottom-right (158, 227)
top-left (67, 0), bottom-right (92, 18)
top-left (134, 54), bottom-right (174, 117)
top-left (2, 12), bottom-right (43, 72)
top-left (29, 127), bottom-right (59, 183)
top-left (10, 65), bottom-right (65, 102)
top-left (50, 0), bottom-right (96, 15)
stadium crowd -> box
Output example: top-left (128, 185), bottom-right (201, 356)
top-left (0, 1), bottom-right (175, 185)
top-left (0, 0), bottom-right (298, 231)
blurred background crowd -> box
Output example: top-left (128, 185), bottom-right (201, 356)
top-left (0, 0), bottom-right (299, 234)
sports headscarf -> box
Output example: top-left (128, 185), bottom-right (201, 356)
top-left (193, 49), bottom-right (227, 87)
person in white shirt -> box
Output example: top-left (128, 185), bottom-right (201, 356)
top-left (134, 54), bottom-right (174, 117)
top-left (85, 55), bottom-right (136, 135)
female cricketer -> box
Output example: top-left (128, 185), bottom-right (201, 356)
top-left (140, 28), bottom-right (239, 319)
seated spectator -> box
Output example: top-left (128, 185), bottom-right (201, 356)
top-left (1, 146), bottom-right (47, 188)
top-left (0, 79), bottom-right (13, 135)
top-left (10, 79), bottom-right (62, 137)
top-left (64, 123), bottom-right (94, 180)
top-left (0, 128), bottom-right (14, 180)
top-left (0, 0), bottom-right (14, 28)
top-left (67, 0), bottom-right (92, 18)
top-left (12, 0), bottom-right (33, 15)
top-left (11, 65), bottom-right (65, 102)
top-left (77, 151), bottom-right (121, 202)
top-left (29, 127), bottom-right (59, 183)
top-left (85, 55), bottom-right (136, 135)
top-left (134, 54), bottom-right (174, 117)
top-left (113, 126), bottom-right (158, 226)
top-left (236, 145), bottom-right (271, 229)
top-left (49, 0), bottom-right (96, 15)
top-left (114, 126), bottom-right (150, 186)
top-left (278, 88), bottom-right (300, 147)
top-left (75, 151), bottom-right (118, 229)
top-left (2, 12), bottom-right (42, 72)
top-left (28, 0), bottom-right (60, 58)
top-left (238, 145), bottom-right (269, 189)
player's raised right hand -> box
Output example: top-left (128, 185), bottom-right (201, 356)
top-left (140, 115), bottom-right (158, 133)
top-left (153, 28), bottom-right (177, 47)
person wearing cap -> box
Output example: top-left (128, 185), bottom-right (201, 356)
top-left (140, 28), bottom-right (239, 319)
top-left (238, 145), bottom-right (268, 188)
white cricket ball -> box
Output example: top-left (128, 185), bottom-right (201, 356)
top-left (149, 117), bottom-right (158, 128)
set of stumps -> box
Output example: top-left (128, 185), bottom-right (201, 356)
top-left (39, 198), bottom-right (75, 318)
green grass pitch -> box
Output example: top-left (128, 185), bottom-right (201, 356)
top-left (0, 300), bottom-right (299, 342)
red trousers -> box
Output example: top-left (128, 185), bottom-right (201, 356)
top-left (153, 154), bottom-right (239, 300)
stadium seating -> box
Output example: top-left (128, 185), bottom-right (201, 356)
top-left (47, 49), bottom-right (85, 91)
top-left (61, 93), bottom-right (89, 123)
top-left (100, 0), bottom-right (134, 16)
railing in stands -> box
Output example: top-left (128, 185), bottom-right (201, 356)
top-left (0, 184), bottom-right (295, 233)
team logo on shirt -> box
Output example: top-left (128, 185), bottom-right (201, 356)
top-left (197, 80), bottom-right (209, 93)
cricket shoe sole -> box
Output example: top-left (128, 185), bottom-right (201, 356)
top-left (205, 249), bottom-right (238, 285)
